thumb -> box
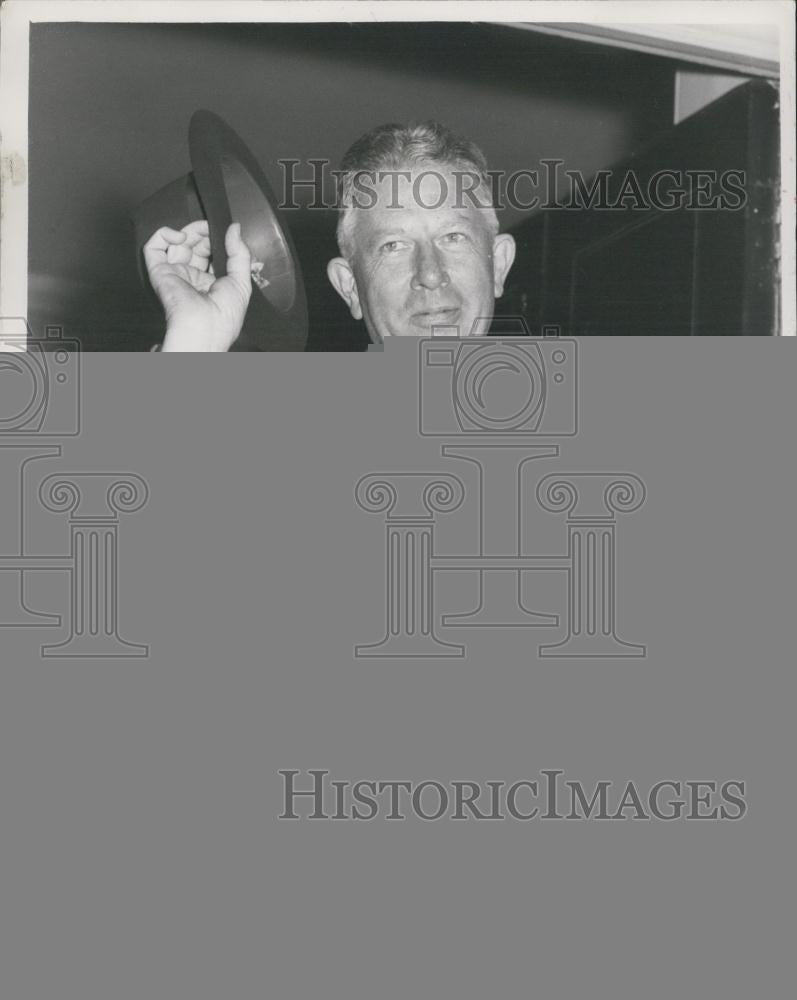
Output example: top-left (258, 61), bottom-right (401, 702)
top-left (223, 222), bottom-right (252, 293)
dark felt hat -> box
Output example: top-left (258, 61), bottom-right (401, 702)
top-left (133, 110), bottom-right (308, 351)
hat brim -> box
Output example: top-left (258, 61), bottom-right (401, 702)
top-left (188, 110), bottom-right (308, 351)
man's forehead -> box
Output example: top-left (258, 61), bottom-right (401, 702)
top-left (354, 175), bottom-right (494, 239)
top-left (367, 208), bottom-right (479, 230)
top-left (364, 163), bottom-right (485, 209)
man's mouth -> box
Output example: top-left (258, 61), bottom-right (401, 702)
top-left (410, 307), bottom-right (461, 331)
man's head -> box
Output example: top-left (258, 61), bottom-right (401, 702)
top-left (326, 122), bottom-right (515, 341)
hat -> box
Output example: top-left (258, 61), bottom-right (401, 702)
top-left (133, 110), bottom-right (308, 351)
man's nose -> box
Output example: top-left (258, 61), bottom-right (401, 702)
top-left (410, 244), bottom-right (450, 290)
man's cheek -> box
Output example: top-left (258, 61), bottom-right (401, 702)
top-left (451, 253), bottom-right (491, 279)
top-left (451, 262), bottom-right (493, 302)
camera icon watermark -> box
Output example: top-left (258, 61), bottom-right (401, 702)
top-left (0, 318), bottom-right (80, 437)
top-left (0, 318), bottom-right (149, 657)
top-left (419, 322), bottom-right (577, 437)
top-left (355, 329), bottom-right (646, 659)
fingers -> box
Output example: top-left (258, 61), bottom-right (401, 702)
top-left (180, 226), bottom-right (211, 256)
top-left (168, 223), bottom-right (211, 265)
top-left (143, 221), bottom-right (209, 259)
top-left (177, 220), bottom-right (211, 267)
top-left (182, 219), bottom-right (210, 238)
top-left (143, 223), bottom-right (212, 273)
top-left (144, 220), bottom-right (241, 284)
top-left (165, 239), bottom-right (212, 269)
top-left (142, 226), bottom-right (187, 272)
top-left (144, 226), bottom-right (188, 251)
top-left (223, 222), bottom-right (253, 294)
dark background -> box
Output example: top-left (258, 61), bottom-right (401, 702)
top-left (29, 22), bottom-right (681, 350)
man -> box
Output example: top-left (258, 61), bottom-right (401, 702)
top-left (143, 121), bottom-right (516, 350)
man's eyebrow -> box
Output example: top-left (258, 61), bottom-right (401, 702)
top-left (362, 213), bottom-right (485, 247)
top-left (364, 227), bottom-right (411, 248)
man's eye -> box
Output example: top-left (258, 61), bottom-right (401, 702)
top-left (380, 240), bottom-right (406, 254)
top-left (443, 232), bottom-right (468, 244)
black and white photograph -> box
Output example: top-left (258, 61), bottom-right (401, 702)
top-left (0, 1), bottom-right (793, 350)
top-left (3, 0), bottom-right (794, 351)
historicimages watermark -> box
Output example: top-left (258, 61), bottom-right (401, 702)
top-left (278, 770), bottom-right (747, 822)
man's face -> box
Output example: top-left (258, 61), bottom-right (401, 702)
top-left (327, 164), bottom-right (515, 340)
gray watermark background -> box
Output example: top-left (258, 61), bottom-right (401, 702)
top-left (0, 339), bottom-right (795, 999)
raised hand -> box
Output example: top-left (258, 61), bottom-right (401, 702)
top-left (143, 220), bottom-right (253, 352)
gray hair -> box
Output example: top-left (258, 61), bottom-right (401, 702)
top-left (335, 121), bottom-right (499, 259)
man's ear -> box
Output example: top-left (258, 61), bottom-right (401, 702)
top-left (491, 233), bottom-right (516, 298)
top-left (327, 257), bottom-right (362, 320)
